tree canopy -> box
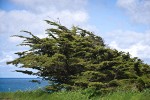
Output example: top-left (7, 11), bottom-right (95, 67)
top-left (7, 20), bottom-right (150, 92)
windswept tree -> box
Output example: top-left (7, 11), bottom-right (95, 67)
top-left (7, 20), bottom-right (150, 92)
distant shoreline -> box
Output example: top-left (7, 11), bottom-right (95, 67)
top-left (0, 78), bottom-right (48, 92)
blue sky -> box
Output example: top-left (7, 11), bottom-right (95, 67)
top-left (0, 0), bottom-right (150, 78)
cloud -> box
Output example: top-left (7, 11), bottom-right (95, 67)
top-left (0, 0), bottom-right (89, 44)
top-left (11, 0), bottom-right (87, 13)
top-left (0, 0), bottom-right (90, 77)
top-left (105, 30), bottom-right (150, 63)
top-left (110, 41), bottom-right (150, 59)
top-left (0, 54), bottom-right (14, 63)
top-left (0, 0), bottom-right (89, 36)
top-left (0, 51), bottom-right (14, 68)
top-left (0, 51), bottom-right (38, 78)
top-left (1, 0), bottom-right (150, 78)
top-left (117, 0), bottom-right (150, 24)
top-left (103, 30), bottom-right (150, 48)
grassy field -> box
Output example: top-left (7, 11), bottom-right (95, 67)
top-left (0, 89), bottom-right (150, 100)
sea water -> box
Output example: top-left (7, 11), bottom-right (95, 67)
top-left (0, 78), bottom-right (48, 92)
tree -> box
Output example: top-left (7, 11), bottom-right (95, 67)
top-left (7, 20), bottom-right (150, 92)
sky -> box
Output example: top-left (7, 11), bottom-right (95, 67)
top-left (0, 0), bottom-right (150, 78)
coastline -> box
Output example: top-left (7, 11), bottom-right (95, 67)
top-left (0, 78), bottom-right (48, 92)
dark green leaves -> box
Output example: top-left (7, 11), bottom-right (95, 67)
top-left (7, 20), bottom-right (150, 92)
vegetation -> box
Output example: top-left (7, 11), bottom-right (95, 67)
top-left (0, 89), bottom-right (150, 100)
top-left (7, 20), bottom-right (150, 92)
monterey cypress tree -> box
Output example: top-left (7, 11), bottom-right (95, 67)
top-left (7, 20), bottom-right (150, 92)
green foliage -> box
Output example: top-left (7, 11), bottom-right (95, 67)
top-left (0, 89), bottom-right (150, 100)
top-left (7, 20), bottom-right (150, 92)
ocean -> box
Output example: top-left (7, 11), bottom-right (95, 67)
top-left (0, 78), bottom-right (48, 92)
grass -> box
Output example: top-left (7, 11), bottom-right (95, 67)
top-left (0, 89), bottom-right (150, 100)
top-left (95, 89), bottom-right (150, 100)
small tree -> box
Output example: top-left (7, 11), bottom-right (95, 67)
top-left (7, 20), bottom-right (150, 92)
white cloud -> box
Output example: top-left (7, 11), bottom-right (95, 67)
top-left (0, 51), bottom-right (15, 68)
top-left (0, 0), bottom-right (150, 77)
top-left (0, 55), bottom-right (14, 63)
top-left (104, 30), bottom-right (150, 48)
top-left (110, 41), bottom-right (150, 59)
top-left (0, 0), bottom-right (89, 75)
top-left (0, 0), bottom-right (89, 78)
top-left (0, 0), bottom-right (89, 43)
top-left (117, 0), bottom-right (150, 24)
top-left (0, 0), bottom-right (89, 36)
top-left (106, 30), bottom-right (150, 63)
top-left (0, 10), bottom-right (88, 35)
top-left (11, 0), bottom-right (87, 13)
